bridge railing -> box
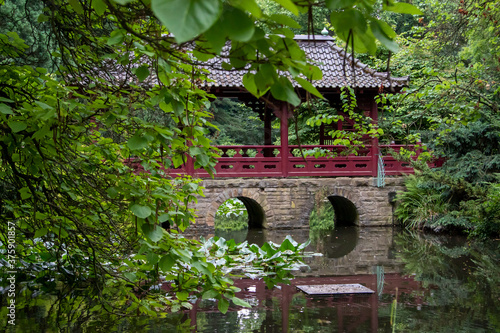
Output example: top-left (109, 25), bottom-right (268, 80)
top-left (155, 144), bottom-right (431, 178)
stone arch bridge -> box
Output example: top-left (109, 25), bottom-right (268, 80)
top-left (191, 177), bottom-right (405, 230)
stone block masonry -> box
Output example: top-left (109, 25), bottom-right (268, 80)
top-left (190, 176), bottom-right (406, 231)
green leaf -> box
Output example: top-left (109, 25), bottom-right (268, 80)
top-left (68, 0), bottom-right (84, 14)
top-left (34, 228), bottom-right (48, 238)
top-left (385, 2), bottom-right (423, 15)
top-left (19, 187), bottom-right (32, 200)
top-left (37, 14), bottom-right (49, 23)
top-left (330, 9), bottom-right (367, 35)
top-left (106, 187), bottom-right (118, 199)
top-left (371, 20), bottom-right (399, 53)
top-left (131, 204), bottom-right (152, 219)
top-left (8, 120), bottom-right (27, 133)
top-left (176, 290), bottom-right (189, 301)
top-left (232, 296), bottom-right (251, 308)
top-left (220, 7), bottom-right (254, 42)
top-left (135, 65), bottom-right (150, 82)
top-left (127, 133), bottom-right (148, 150)
top-left (141, 223), bottom-right (164, 242)
top-left (325, 0), bottom-right (356, 10)
top-left (270, 77), bottom-right (301, 106)
top-left (272, 0), bottom-right (299, 16)
top-left (294, 77), bottom-right (323, 99)
top-left (231, 0), bottom-right (262, 18)
top-left (158, 213), bottom-right (170, 223)
top-left (279, 238), bottom-right (295, 251)
top-left (159, 254), bottom-right (176, 272)
top-left (203, 22), bottom-right (227, 54)
top-left (124, 272), bottom-right (137, 281)
top-left (202, 289), bottom-right (219, 299)
top-left (196, 153), bottom-right (210, 167)
top-left (242, 73), bottom-right (259, 97)
top-left (107, 30), bottom-right (124, 45)
top-left (146, 252), bottom-right (159, 265)
top-left (92, 0), bottom-right (107, 15)
top-left (0, 103), bottom-right (13, 115)
top-left (152, 0), bottom-right (221, 43)
top-left (218, 298), bottom-right (229, 314)
top-left (36, 212), bottom-right (47, 220)
top-left (270, 14), bottom-right (302, 29)
top-left (111, 0), bottom-right (135, 4)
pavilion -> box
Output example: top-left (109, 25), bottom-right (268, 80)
top-left (170, 35), bottom-right (425, 178)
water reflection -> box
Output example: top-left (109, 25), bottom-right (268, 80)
top-left (309, 226), bottom-right (360, 258)
top-left (2, 229), bottom-right (498, 332)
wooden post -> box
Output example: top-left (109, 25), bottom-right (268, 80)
top-left (278, 102), bottom-right (290, 177)
top-left (264, 106), bottom-right (273, 157)
top-left (186, 154), bottom-right (194, 176)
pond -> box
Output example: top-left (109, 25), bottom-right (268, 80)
top-left (2, 227), bottom-right (499, 332)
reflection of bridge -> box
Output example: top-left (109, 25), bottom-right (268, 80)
top-left (186, 274), bottom-right (426, 333)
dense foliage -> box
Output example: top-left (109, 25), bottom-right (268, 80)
top-left (214, 198), bottom-right (249, 232)
top-left (379, 0), bottom-right (500, 237)
top-left (0, 0), bottom-right (419, 320)
top-left (208, 99), bottom-right (269, 146)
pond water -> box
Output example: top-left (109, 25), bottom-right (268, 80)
top-left (3, 227), bottom-right (499, 332)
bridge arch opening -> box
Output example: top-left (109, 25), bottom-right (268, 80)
top-left (214, 197), bottom-right (266, 232)
top-left (327, 195), bottom-right (359, 226)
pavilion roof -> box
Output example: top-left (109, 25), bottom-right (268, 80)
top-left (200, 35), bottom-right (408, 92)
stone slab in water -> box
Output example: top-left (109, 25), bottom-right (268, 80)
top-left (296, 284), bottom-right (374, 295)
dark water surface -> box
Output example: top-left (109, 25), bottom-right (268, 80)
top-left (3, 227), bottom-right (499, 332)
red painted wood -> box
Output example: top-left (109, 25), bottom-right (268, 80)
top-left (128, 144), bottom-right (438, 178)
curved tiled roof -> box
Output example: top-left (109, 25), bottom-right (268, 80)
top-left (200, 35), bottom-right (408, 91)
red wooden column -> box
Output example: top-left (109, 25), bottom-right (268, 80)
top-left (370, 95), bottom-right (379, 177)
top-left (276, 102), bottom-right (290, 177)
top-left (263, 106), bottom-right (274, 157)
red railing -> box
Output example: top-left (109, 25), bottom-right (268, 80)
top-left (157, 144), bottom-right (434, 178)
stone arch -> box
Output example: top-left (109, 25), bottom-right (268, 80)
top-left (327, 196), bottom-right (358, 226)
top-left (205, 188), bottom-right (273, 229)
top-left (326, 188), bottom-right (360, 227)
top-left (237, 196), bottom-right (265, 229)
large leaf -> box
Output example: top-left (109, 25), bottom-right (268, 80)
top-left (232, 296), bottom-right (251, 308)
top-left (141, 223), bottom-right (164, 242)
top-left (8, 120), bottom-right (27, 133)
top-left (371, 20), bottom-right (399, 53)
top-left (159, 254), bottom-right (176, 272)
top-left (384, 2), bottom-right (423, 15)
top-left (131, 204), bottom-right (152, 219)
top-left (330, 9), bottom-right (367, 35)
top-left (270, 14), bottom-right (302, 29)
top-left (272, 0), bottom-right (299, 16)
top-left (295, 77), bottom-right (323, 99)
top-left (91, 0), bottom-right (107, 15)
top-left (135, 65), bottom-right (150, 82)
top-left (127, 132), bottom-right (148, 150)
top-left (218, 297), bottom-right (229, 314)
top-left (270, 77), bottom-right (301, 106)
top-left (220, 7), bottom-right (255, 42)
top-left (325, 0), bottom-right (356, 10)
top-left (152, 0), bottom-right (221, 43)
top-left (0, 103), bottom-right (13, 115)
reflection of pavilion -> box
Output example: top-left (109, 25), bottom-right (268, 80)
top-left (188, 274), bottom-right (426, 333)
top-left (170, 35), bottom-right (441, 178)
top-left (183, 227), bottom-right (425, 332)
